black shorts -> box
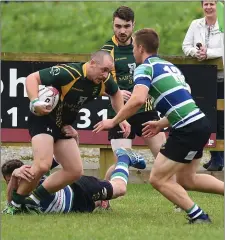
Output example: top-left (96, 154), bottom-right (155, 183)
top-left (160, 116), bottom-right (211, 164)
top-left (28, 113), bottom-right (71, 142)
top-left (108, 110), bottom-right (159, 140)
top-left (70, 176), bottom-right (113, 213)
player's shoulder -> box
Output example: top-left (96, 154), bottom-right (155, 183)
top-left (103, 38), bottom-right (114, 45)
top-left (103, 73), bottom-right (113, 84)
top-left (134, 63), bottom-right (152, 75)
top-left (57, 62), bottom-right (83, 79)
top-left (101, 37), bottom-right (116, 52)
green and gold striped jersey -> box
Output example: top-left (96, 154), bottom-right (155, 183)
top-left (39, 62), bottom-right (118, 128)
top-left (101, 36), bottom-right (152, 117)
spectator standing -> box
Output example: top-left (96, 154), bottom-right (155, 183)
top-left (182, 0), bottom-right (224, 171)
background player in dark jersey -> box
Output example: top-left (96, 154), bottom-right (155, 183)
top-left (101, 6), bottom-right (166, 185)
top-left (2, 147), bottom-right (146, 214)
top-left (94, 28), bottom-right (224, 224)
top-left (5, 51), bottom-right (131, 215)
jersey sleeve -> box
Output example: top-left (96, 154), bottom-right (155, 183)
top-left (39, 64), bottom-right (81, 87)
top-left (104, 74), bottom-right (119, 96)
top-left (133, 64), bottom-right (153, 89)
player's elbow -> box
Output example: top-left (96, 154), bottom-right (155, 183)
top-left (135, 96), bottom-right (146, 107)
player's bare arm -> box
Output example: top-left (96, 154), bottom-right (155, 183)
top-left (7, 165), bottom-right (34, 202)
top-left (109, 89), bottom-right (124, 114)
top-left (108, 89), bottom-right (131, 137)
top-left (93, 85), bottom-right (147, 134)
top-left (26, 72), bottom-right (52, 115)
top-left (113, 85), bottom-right (148, 125)
top-left (26, 72), bottom-right (41, 101)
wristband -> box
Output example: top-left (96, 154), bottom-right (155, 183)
top-left (31, 98), bottom-right (39, 105)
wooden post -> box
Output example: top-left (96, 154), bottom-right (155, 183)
top-left (99, 148), bottom-right (114, 179)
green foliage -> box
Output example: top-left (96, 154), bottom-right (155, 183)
top-left (2, 2), bottom-right (204, 55)
top-left (1, 183), bottom-right (224, 240)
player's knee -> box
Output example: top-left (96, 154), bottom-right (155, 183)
top-left (149, 175), bottom-right (161, 189)
top-left (67, 168), bottom-right (83, 181)
top-left (34, 161), bottom-right (51, 175)
top-left (118, 184), bottom-right (127, 196)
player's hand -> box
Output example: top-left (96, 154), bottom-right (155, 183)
top-left (121, 90), bottom-right (132, 102)
top-left (32, 100), bottom-right (52, 115)
top-left (12, 165), bottom-right (34, 182)
top-left (119, 120), bottom-right (131, 138)
top-left (142, 120), bottom-right (161, 138)
top-left (93, 119), bottom-right (116, 133)
top-left (62, 125), bottom-right (79, 145)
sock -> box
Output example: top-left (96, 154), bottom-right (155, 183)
top-left (11, 190), bottom-right (27, 207)
top-left (31, 185), bottom-right (52, 204)
top-left (110, 155), bottom-right (130, 184)
top-left (28, 194), bottom-right (40, 205)
top-left (186, 203), bottom-right (204, 220)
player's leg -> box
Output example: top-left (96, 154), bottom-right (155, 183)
top-left (76, 148), bottom-right (146, 212)
top-left (28, 138), bottom-right (83, 206)
top-left (175, 117), bottom-right (224, 194)
top-left (4, 116), bottom-right (55, 215)
top-left (17, 134), bottom-right (54, 195)
top-left (176, 155), bottom-right (224, 195)
top-left (105, 138), bottom-right (132, 180)
top-left (150, 118), bottom-right (213, 224)
top-left (130, 111), bottom-right (166, 158)
top-left (109, 148), bottom-right (146, 198)
top-left (105, 124), bottom-right (134, 180)
top-left (44, 138), bottom-right (83, 191)
top-left (105, 148), bottom-right (146, 211)
top-left (150, 153), bottom-right (211, 224)
top-left (143, 132), bottom-right (166, 158)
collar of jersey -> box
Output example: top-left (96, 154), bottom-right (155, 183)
top-left (82, 63), bottom-right (87, 77)
top-left (144, 54), bottom-right (159, 63)
top-left (112, 35), bottom-right (133, 47)
top-left (112, 35), bottom-right (119, 46)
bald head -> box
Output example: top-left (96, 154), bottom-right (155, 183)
top-left (90, 50), bottom-right (113, 64)
top-left (87, 50), bottom-right (114, 84)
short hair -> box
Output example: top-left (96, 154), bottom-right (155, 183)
top-left (134, 28), bottom-right (159, 54)
top-left (1, 159), bottom-right (24, 177)
top-left (113, 6), bottom-right (134, 22)
top-left (90, 50), bottom-right (113, 64)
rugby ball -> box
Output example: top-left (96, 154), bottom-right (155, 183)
top-left (30, 86), bottom-right (59, 116)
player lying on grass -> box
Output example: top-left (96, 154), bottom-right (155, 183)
top-left (2, 148), bottom-right (146, 214)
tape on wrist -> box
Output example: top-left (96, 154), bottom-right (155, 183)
top-left (31, 98), bottom-right (39, 105)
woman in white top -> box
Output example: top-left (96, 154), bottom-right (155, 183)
top-left (182, 1), bottom-right (223, 61)
top-left (182, 1), bottom-right (224, 171)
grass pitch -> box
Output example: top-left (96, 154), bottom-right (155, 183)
top-left (1, 183), bottom-right (224, 240)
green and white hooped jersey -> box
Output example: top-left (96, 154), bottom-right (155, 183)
top-left (134, 56), bottom-right (205, 128)
top-left (39, 176), bottom-right (74, 213)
